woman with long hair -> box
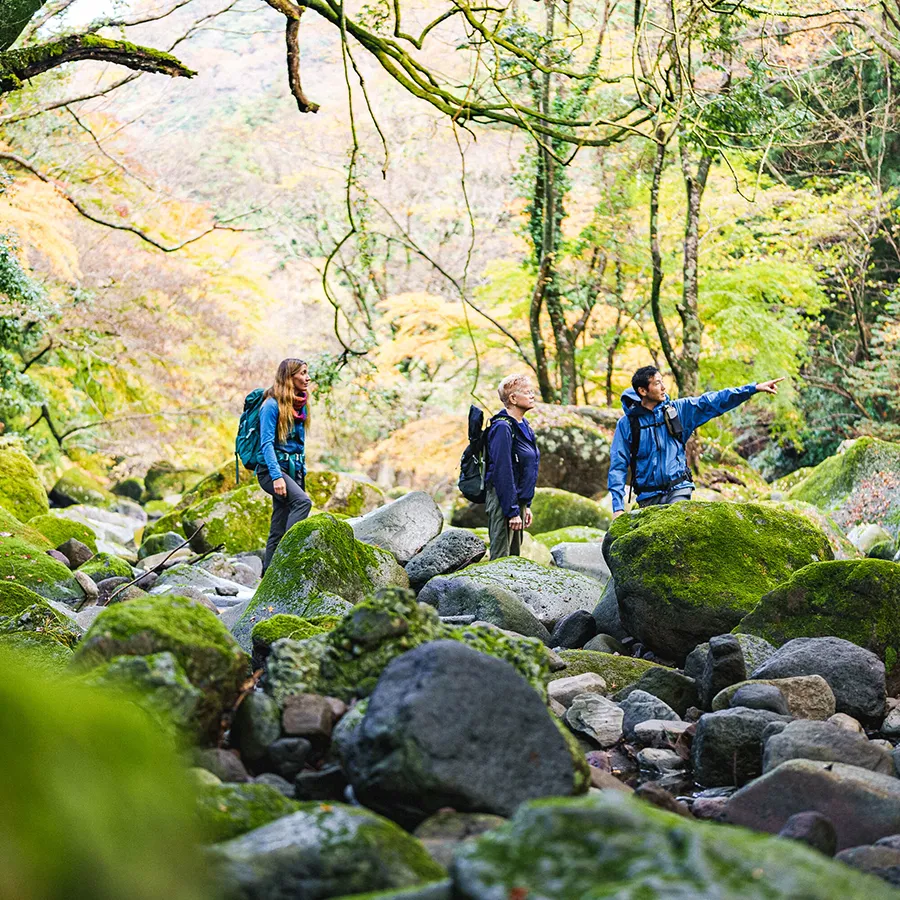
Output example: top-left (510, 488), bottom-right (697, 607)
top-left (257, 358), bottom-right (312, 571)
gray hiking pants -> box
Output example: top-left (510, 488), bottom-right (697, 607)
top-left (257, 467), bottom-right (312, 573)
top-left (486, 486), bottom-right (522, 560)
top-left (637, 486), bottom-right (693, 509)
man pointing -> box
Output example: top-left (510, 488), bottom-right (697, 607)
top-left (608, 367), bottom-right (785, 517)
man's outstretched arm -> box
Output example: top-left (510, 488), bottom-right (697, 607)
top-left (676, 378), bottom-right (785, 434)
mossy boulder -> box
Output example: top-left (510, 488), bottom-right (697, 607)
top-left (767, 500), bottom-right (859, 560)
top-left (234, 514), bottom-right (408, 651)
top-left (0, 583), bottom-right (81, 648)
top-left (27, 513), bottom-right (98, 554)
top-left (180, 484), bottom-right (271, 556)
top-left (112, 477), bottom-right (145, 501)
top-left (528, 487), bottom-right (610, 535)
top-left (737, 559), bottom-right (900, 688)
top-left (532, 525), bottom-right (606, 550)
top-left (196, 782), bottom-right (300, 842)
top-left (71, 594), bottom-right (250, 743)
top-left (78, 551), bottom-right (133, 584)
top-left (144, 461), bottom-right (204, 501)
top-left (138, 531), bottom-right (184, 560)
top-left (76, 651), bottom-right (203, 737)
top-left (528, 403), bottom-right (613, 497)
top-left (786, 437), bottom-right (900, 537)
top-left (210, 803), bottom-right (446, 897)
top-left (250, 613), bottom-right (340, 665)
top-left (451, 790), bottom-right (899, 898)
top-left (604, 501), bottom-right (834, 662)
top-left (0, 447), bottom-right (48, 521)
top-left (421, 556), bottom-right (603, 625)
top-left (0, 654), bottom-right (210, 900)
top-left (49, 467), bottom-right (117, 509)
top-left (0, 510), bottom-right (85, 604)
top-left (263, 587), bottom-right (553, 704)
top-left (546, 649), bottom-right (663, 694)
top-left (306, 469), bottom-right (385, 516)
top-left (0, 630), bottom-right (74, 675)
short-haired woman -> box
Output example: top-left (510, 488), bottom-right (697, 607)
top-left (483, 374), bottom-right (540, 559)
top-left (257, 358), bottom-right (313, 572)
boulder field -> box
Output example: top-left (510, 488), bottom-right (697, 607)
top-left (6, 438), bottom-right (900, 897)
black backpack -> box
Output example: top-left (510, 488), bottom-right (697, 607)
top-left (458, 406), bottom-right (514, 504)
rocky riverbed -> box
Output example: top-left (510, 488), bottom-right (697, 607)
top-left (2, 438), bottom-right (900, 897)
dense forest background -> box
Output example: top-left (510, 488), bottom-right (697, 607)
top-left (2, 0), bottom-right (900, 491)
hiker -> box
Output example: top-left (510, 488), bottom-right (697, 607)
top-left (608, 367), bottom-right (785, 517)
top-left (483, 374), bottom-right (541, 559)
top-left (257, 358), bottom-right (312, 571)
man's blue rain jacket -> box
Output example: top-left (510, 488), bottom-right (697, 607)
top-left (607, 384), bottom-right (757, 512)
top-left (484, 410), bottom-right (541, 519)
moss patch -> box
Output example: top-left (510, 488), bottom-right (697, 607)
top-left (547, 649), bottom-right (663, 694)
top-left (50, 467), bottom-right (117, 508)
top-left (71, 594), bottom-right (249, 743)
top-left (605, 501), bottom-right (834, 661)
top-left (532, 525), bottom-right (606, 550)
top-left (0, 583), bottom-right (81, 648)
top-left (786, 437), bottom-right (900, 537)
top-left (529, 487), bottom-right (610, 535)
top-left (180, 484), bottom-right (271, 555)
top-left (196, 782), bottom-right (300, 842)
top-left (234, 514), bottom-right (407, 651)
top-left (0, 630), bottom-right (73, 675)
top-left (738, 559), bottom-right (900, 685)
top-left (78, 552), bottom-right (133, 584)
top-left (305, 469), bottom-right (385, 516)
top-left (452, 790), bottom-right (900, 898)
top-left (264, 587), bottom-right (553, 704)
top-left (0, 448), bottom-right (48, 521)
top-left (27, 514), bottom-right (98, 554)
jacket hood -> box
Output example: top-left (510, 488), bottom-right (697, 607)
top-left (621, 388), bottom-right (671, 416)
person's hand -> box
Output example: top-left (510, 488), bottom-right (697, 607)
top-left (523, 507), bottom-right (533, 529)
top-left (613, 510), bottom-right (624, 519)
top-left (508, 515), bottom-right (524, 531)
top-left (756, 377), bottom-right (786, 395)
top-left (273, 477), bottom-right (287, 497)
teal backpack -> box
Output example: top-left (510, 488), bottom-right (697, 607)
top-left (234, 388), bottom-right (265, 483)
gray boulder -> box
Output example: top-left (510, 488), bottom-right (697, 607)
top-left (349, 491), bottom-right (444, 565)
top-left (685, 633), bottom-right (776, 681)
top-left (699, 635), bottom-right (746, 709)
top-left (727, 759), bottom-right (900, 851)
top-left (619, 690), bottom-right (680, 742)
top-left (404, 530), bottom-right (487, 591)
top-left (549, 610), bottom-right (596, 649)
top-left (210, 805), bottom-right (446, 897)
top-left (565, 694), bottom-right (624, 747)
top-left (338, 641), bottom-right (586, 827)
top-left (730, 683), bottom-right (789, 715)
top-left (419, 557), bottom-right (603, 627)
top-left (692, 708), bottom-right (792, 787)
top-left (549, 543), bottom-right (610, 585)
top-left (779, 811), bottom-right (838, 857)
top-left (751, 637), bottom-right (886, 724)
top-left (417, 575), bottom-right (550, 643)
top-left (590, 577), bottom-right (629, 641)
top-left (763, 719), bottom-right (895, 776)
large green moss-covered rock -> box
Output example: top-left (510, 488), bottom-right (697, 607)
top-left (50, 467), bottom-right (118, 509)
top-left (0, 582), bottom-right (81, 648)
top-left (211, 802), bottom-right (446, 897)
top-left (0, 447), bottom-right (48, 521)
top-left (546, 649), bottom-right (663, 694)
top-left (78, 551), bottom-right (133, 584)
top-left (786, 437), bottom-right (900, 537)
top-left (451, 790), bottom-right (899, 899)
top-left (0, 655), bottom-right (210, 900)
top-left (604, 502), bottom-right (834, 662)
top-left (766, 500), bottom-right (859, 560)
top-left (181, 484), bottom-right (271, 555)
top-left (0, 509), bottom-right (84, 604)
top-left (144, 461), bottom-right (205, 501)
top-left (233, 514), bottom-right (408, 651)
top-left (197, 782), bottom-right (300, 842)
top-left (71, 594), bottom-right (249, 743)
top-left (306, 469), bottom-right (384, 516)
top-left (77, 652), bottom-right (204, 738)
top-left (27, 513), bottom-right (98, 554)
top-left (529, 487), bottom-right (610, 535)
top-left (0, 630), bottom-right (74, 676)
top-left (532, 525), bottom-right (606, 550)
top-left (264, 587), bottom-right (553, 704)
top-left (738, 559), bottom-right (900, 687)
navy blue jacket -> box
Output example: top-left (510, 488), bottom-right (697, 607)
top-left (259, 396), bottom-right (306, 482)
top-left (484, 410), bottom-right (540, 519)
top-left (607, 384), bottom-right (757, 512)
